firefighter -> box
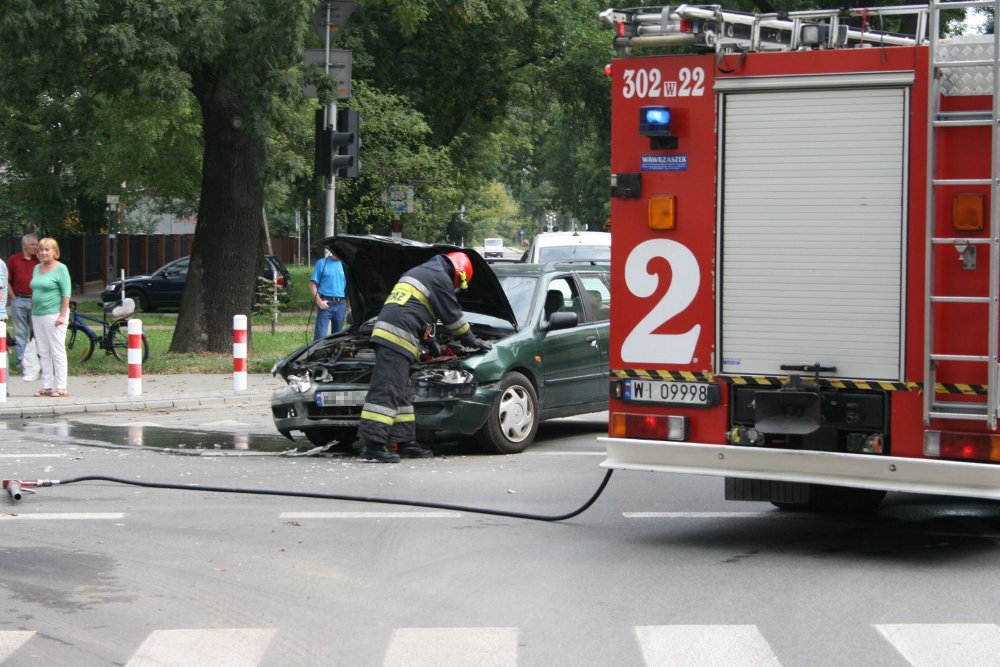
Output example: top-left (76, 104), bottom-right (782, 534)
top-left (354, 251), bottom-right (492, 463)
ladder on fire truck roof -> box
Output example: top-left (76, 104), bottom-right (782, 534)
top-left (925, 0), bottom-right (1000, 429)
top-left (599, 4), bottom-right (933, 52)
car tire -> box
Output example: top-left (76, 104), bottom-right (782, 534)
top-left (126, 288), bottom-right (151, 313)
top-left (476, 371), bottom-right (539, 455)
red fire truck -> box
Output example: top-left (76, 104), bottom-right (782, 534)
top-left (599, 2), bottom-right (1000, 510)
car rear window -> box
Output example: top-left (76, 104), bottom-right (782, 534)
top-left (538, 245), bottom-right (610, 263)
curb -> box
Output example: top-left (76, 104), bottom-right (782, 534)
top-left (0, 391), bottom-right (273, 419)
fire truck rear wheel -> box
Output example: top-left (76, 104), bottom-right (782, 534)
top-left (476, 371), bottom-right (538, 455)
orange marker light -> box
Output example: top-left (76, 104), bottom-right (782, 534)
top-left (953, 193), bottom-right (985, 231)
top-left (649, 195), bottom-right (677, 230)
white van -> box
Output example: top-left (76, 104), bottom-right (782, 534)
top-left (483, 237), bottom-right (505, 258)
top-left (520, 231), bottom-right (611, 264)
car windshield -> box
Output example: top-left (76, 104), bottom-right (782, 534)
top-left (466, 275), bottom-right (537, 330)
top-left (538, 245), bottom-right (610, 263)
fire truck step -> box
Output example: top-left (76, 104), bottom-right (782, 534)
top-left (930, 296), bottom-right (991, 304)
top-left (930, 353), bottom-right (990, 362)
top-left (929, 409), bottom-right (990, 422)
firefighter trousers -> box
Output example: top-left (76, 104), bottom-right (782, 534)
top-left (358, 344), bottom-right (416, 446)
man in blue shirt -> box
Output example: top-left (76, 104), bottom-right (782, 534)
top-left (309, 250), bottom-right (347, 340)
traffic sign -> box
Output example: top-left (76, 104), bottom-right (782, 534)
top-left (303, 49), bottom-right (352, 99)
top-left (311, 0), bottom-right (356, 41)
top-left (387, 185), bottom-right (414, 215)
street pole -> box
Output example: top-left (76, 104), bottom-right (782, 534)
top-left (323, 2), bottom-right (337, 239)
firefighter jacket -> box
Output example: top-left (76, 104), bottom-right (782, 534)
top-left (371, 255), bottom-right (477, 360)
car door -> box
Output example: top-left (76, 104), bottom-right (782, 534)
top-left (538, 274), bottom-right (606, 408)
top-left (151, 257), bottom-right (189, 308)
top-left (577, 272), bottom-right (612, 398)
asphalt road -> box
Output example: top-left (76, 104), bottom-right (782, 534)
top-left (2, 405), bottom-right (1000, 665)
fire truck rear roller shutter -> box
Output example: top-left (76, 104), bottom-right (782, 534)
top-left (719, 84), bottom-right (907, 381)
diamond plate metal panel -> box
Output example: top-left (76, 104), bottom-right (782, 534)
top-left (938, 36), bottom-right (996, 96)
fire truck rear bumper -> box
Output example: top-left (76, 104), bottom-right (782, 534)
top-left (598, 438), bottom-right (1000, 501)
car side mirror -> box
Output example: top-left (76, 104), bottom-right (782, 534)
top-left (545, 311), bottom-right (578, 331)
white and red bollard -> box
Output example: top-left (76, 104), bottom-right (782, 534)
top-left (233, 314), bottom-right (247, 392)
top-left (0, 322), bottom-right (7, 402)
top-left (127, 319), bottom-right (143, 396)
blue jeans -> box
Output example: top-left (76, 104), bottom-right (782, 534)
top-left (9, 296), bottom-right (32, 366)
top-left (314, 299), bottom-right (347, 340)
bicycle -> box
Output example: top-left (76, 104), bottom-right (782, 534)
top-left (67, 299), bottom-right (150, 363)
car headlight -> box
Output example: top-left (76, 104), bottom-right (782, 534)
top-left (104, 283), bottom-right (121, 292)
top-left (440, 369), bottom-right (474, 384)
top-left (288, 375), bottom-right (313, 393)
top-left (413, 368), bottom-right (474, 385)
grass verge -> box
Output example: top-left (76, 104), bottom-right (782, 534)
top-left (68, 263), bottom-right (319, 375)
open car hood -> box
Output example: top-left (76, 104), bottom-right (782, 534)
top-left (325, 234), bottom-right (518, 330)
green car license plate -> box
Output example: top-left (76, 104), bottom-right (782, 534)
top-left (316, 390), bottom-right (368, 407)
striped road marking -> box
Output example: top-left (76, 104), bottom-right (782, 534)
top-left (624, 511), bottom-right (777, 519)
top-left (0, 454), bottom-right (63, 458)
top-left (0, 631), bottom-right (33, 660)
top-left (0, 512), bottom-right (124, 520)
top-left (280, 511), bottom-right (461, 519)
top-left (877, 623), bottom-right (1000, 667)
top-left (635, 625), bottom-right (781, 666)
top-left (383, 627), bottom-right (519, 667)
top-left (125, 628), bottom-right (277, 667)
top-left (4, 623), bottom-right (1000, 664)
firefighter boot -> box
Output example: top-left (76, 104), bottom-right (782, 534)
top-left (356, 439), bottom-right (400, 464)
top-left (398, 442), bottom-right (434, 459)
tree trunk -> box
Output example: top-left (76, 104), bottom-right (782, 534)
top-left (170, 69), bottom-right (265, 354)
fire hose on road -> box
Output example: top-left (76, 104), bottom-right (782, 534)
top-left (1, 470), bottom-right (615, 522)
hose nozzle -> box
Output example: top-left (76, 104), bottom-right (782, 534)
top-left (2, 479), bottom-right (56, 502)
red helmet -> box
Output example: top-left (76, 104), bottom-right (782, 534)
top-left (445, 251), bottom-right (473, 290)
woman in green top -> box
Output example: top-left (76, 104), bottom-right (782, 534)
top-left (30, 237), bottom-right (72, 397)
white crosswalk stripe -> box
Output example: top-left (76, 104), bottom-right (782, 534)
top-left (124, 628), bottom-right (277, 667)
top-left (635, 625), bottom-right (781, 667)
top-left (877, 623), bottom-right (1000, 667)
top-left (382, 627), bottom-right (519, 667)
top-left (0, 513), bottom-right (124, 520)
top-left (0, 631), bottom-right (34, 661)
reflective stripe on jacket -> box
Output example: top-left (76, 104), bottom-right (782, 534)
top-left (370, 255), bottom-right (475, 360)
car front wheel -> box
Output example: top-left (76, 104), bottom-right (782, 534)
top-left (126, 288), bottom-right (150, 313)
top-left (476, 372), bottom-right (538, 454)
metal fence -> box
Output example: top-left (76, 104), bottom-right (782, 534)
top-left (0, 234), bottom-right (300, 294)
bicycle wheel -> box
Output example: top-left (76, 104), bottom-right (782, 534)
top-left (109, 320), bottom-right (149, 363)
top-left (67, 322), bottom-right (96, 362)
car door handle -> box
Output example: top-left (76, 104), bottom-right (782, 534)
top-left (586, 335), bottom-right (598, 347)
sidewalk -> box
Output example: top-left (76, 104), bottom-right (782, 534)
top-left (0, 373), bottom-right (283, 419)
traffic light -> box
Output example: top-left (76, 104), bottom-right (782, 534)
top-left (332, 108), bottom-right (360, 178)
top-left (314, 108), bottom-right (332, 179)
top-left (313, 107), bottom-right (361, 180)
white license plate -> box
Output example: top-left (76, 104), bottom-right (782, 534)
top-left (316, 390), bottom-right (368, 407)
top-left (623, 379), bottom-right (712, 406)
